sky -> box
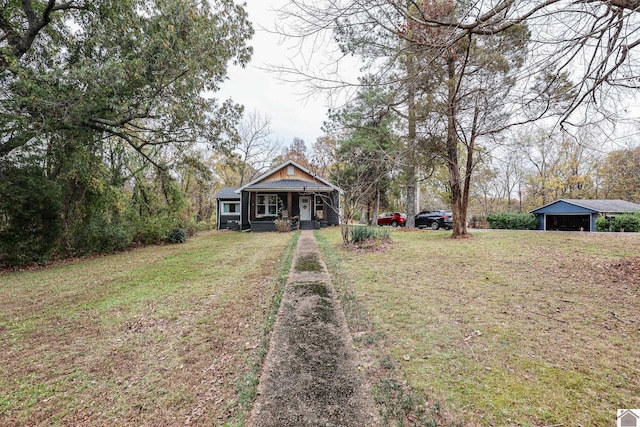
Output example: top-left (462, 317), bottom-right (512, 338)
top-left (217, 0), bottom-right (334, 149)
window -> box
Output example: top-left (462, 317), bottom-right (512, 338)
top-left (222, 202), bottom-right (240, 214)
top-left (256, 194), bottom-right (278, 217)
top-left (287, 165), bottom-right (295, 176)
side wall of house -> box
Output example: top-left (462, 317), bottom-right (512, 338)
top-left (241, 191), bottom-right (250, 230)
top-left (327, 191), bottom-right (340, 226)
top-left (217, 198), bottom-right (241, 230)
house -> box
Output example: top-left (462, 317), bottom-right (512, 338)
top-left (214, 160), bottom-right (342, 232)
top-left (530, 199), bottom-right (640, 232)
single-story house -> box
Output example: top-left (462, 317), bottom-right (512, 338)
top-left (213, 160), bottom-right (342, 232)
top-left (530, 199), bottom-right (640, 232)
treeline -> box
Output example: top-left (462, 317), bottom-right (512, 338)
top-left (0, 1), bottom-right (252, 267)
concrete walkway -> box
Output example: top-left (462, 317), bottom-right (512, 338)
top-left (248, 230), bottom-right (379, 427)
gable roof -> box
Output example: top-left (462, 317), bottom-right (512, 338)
top-left (236, 160), bottom-right (342, 193)
top-left (247, 178), bottom-right (334, 192)
top-left (213, 187), bottom-right (240, 199)
top-left (531, 199), bottom-right (640, 214)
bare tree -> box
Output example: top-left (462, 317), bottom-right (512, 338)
top-left (235, 110), bottom-right (282, 185)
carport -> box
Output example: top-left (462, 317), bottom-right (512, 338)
top-left (531, 199), bottom-right (640, 232)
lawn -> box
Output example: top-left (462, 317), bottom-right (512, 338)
top-left (0, 231), bottom-right (295, 427)
top-left (317, 228), bottom-right (640, 426)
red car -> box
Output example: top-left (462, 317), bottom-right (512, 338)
top-left (377, 212), bottom-right (406, 227)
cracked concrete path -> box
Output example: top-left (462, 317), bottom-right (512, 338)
top-left (248, 230), bottom-right (380, 427)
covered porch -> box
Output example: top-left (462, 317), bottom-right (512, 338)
top-left (244, 189), bottom-right (337, 232)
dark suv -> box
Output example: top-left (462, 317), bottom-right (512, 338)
top-left (415, 210), bottom-right (453, 230)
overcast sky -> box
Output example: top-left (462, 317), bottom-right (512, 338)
top-left (217, 0), bottom-right (333, 149)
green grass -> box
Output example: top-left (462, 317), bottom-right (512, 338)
top-left (0, 231), bottom-right (294, 426)
top-left (232, 231), bottom-right (299, 425)
top-left (316, 228), bottom-right (640, 426)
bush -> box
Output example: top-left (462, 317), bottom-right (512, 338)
top-left (596, 214), bottom-right (640, 232)
top-left (183, 220), bottom-right (210, 237)
top-left (349, 225), bottom-right (390, 243)
top-left (166, 227), bottom-right (188, 243)
top-left (469, 215), bottom-right (488, 229)
top-left (132, 216), bottom-right (175, 245)
top-left (69, 217), bottom-right (133, 255)
top-left (274, 219), bottom-right (292, 232)
top-left (0, 163), bottom-right (63, 267)
top-left (486, 212), bottom-right (537, 230)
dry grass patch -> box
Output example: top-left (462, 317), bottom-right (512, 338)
top-left (0, 231), bottom-right (294, 426)
top-left (317, 228), bottom-right (640, 426)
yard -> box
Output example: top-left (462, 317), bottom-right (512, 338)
top-left (0, 231), bottom-right (295, 426)
top-left (1, 228), bottom-right (639, 426)
top-left (317, 228), bottom-right (640, 426)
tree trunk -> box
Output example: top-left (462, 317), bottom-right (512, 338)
top-left (446, 56), bottom-right (469, 237)
top-left (373, 189), bottom-right (380, 224)
top-left (405, 49), bottom-right (417, 229)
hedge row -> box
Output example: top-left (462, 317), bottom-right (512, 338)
top-left (595, 214), bottom-right (640, 232)
top-left (486, 212), bottom-right (537, 230)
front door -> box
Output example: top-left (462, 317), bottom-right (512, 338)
top-left (299, 196), bottom-right (311, 221)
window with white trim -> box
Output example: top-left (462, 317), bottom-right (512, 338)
top-left (222, 202), bottom-right (240, 214)
top-left (256, 194), bottom-right (278, 217)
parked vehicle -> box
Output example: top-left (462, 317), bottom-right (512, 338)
top-left (377, 212), bottom-right (406, 227)
top-left (415, 210), bottom-right (453, 230)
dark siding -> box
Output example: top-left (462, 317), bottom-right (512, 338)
top-left (251, 222), bottom-right (276, 232)
top-left (241, 191), bottom-right (250, 230)
top-left (217, 198), bottom-right (240, 230)
top-left (327, 191), bottom-right (340, 226)
top-left (219, 215), bottom-right (240, 230)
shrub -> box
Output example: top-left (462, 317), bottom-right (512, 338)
top-left (469, 215), bottom-right (488, 229)
top-left (69, 217), bottom-right (133, 255)
top-left (166, 227), bottom-right (188, 243)
top-left (274, 219), bottom-right (292, 232)
top-left (486, 212), bottom-right (537, 230)
top-left (595, 217), bottom-right (609, 232)
top-left (0, 163), bottom-right (63, 267)
top-left (132, 216), bottom-right (175, 245)
top-left (349, 225), bottom-right (390, 243)
top-left (596, 214), bottom-right (640, 232)
top-left (183, 220), bottom-right (210, 237)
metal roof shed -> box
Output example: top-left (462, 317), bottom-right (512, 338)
top-left (530, 199), bottom-right (640, 232)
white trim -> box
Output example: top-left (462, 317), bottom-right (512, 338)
top-left (222, 201), bottom-right (241, 215)
top-left (256, 193), bottom-right (278, 217)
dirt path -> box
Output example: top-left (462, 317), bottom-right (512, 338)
top-left (248, 230), bottom-right (380, 427)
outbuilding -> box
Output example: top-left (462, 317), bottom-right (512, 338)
top-left (530, 199), bottom-right (640, 232)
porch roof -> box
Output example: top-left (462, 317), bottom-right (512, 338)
top-left (241, 179), bottom-right (334, 192)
